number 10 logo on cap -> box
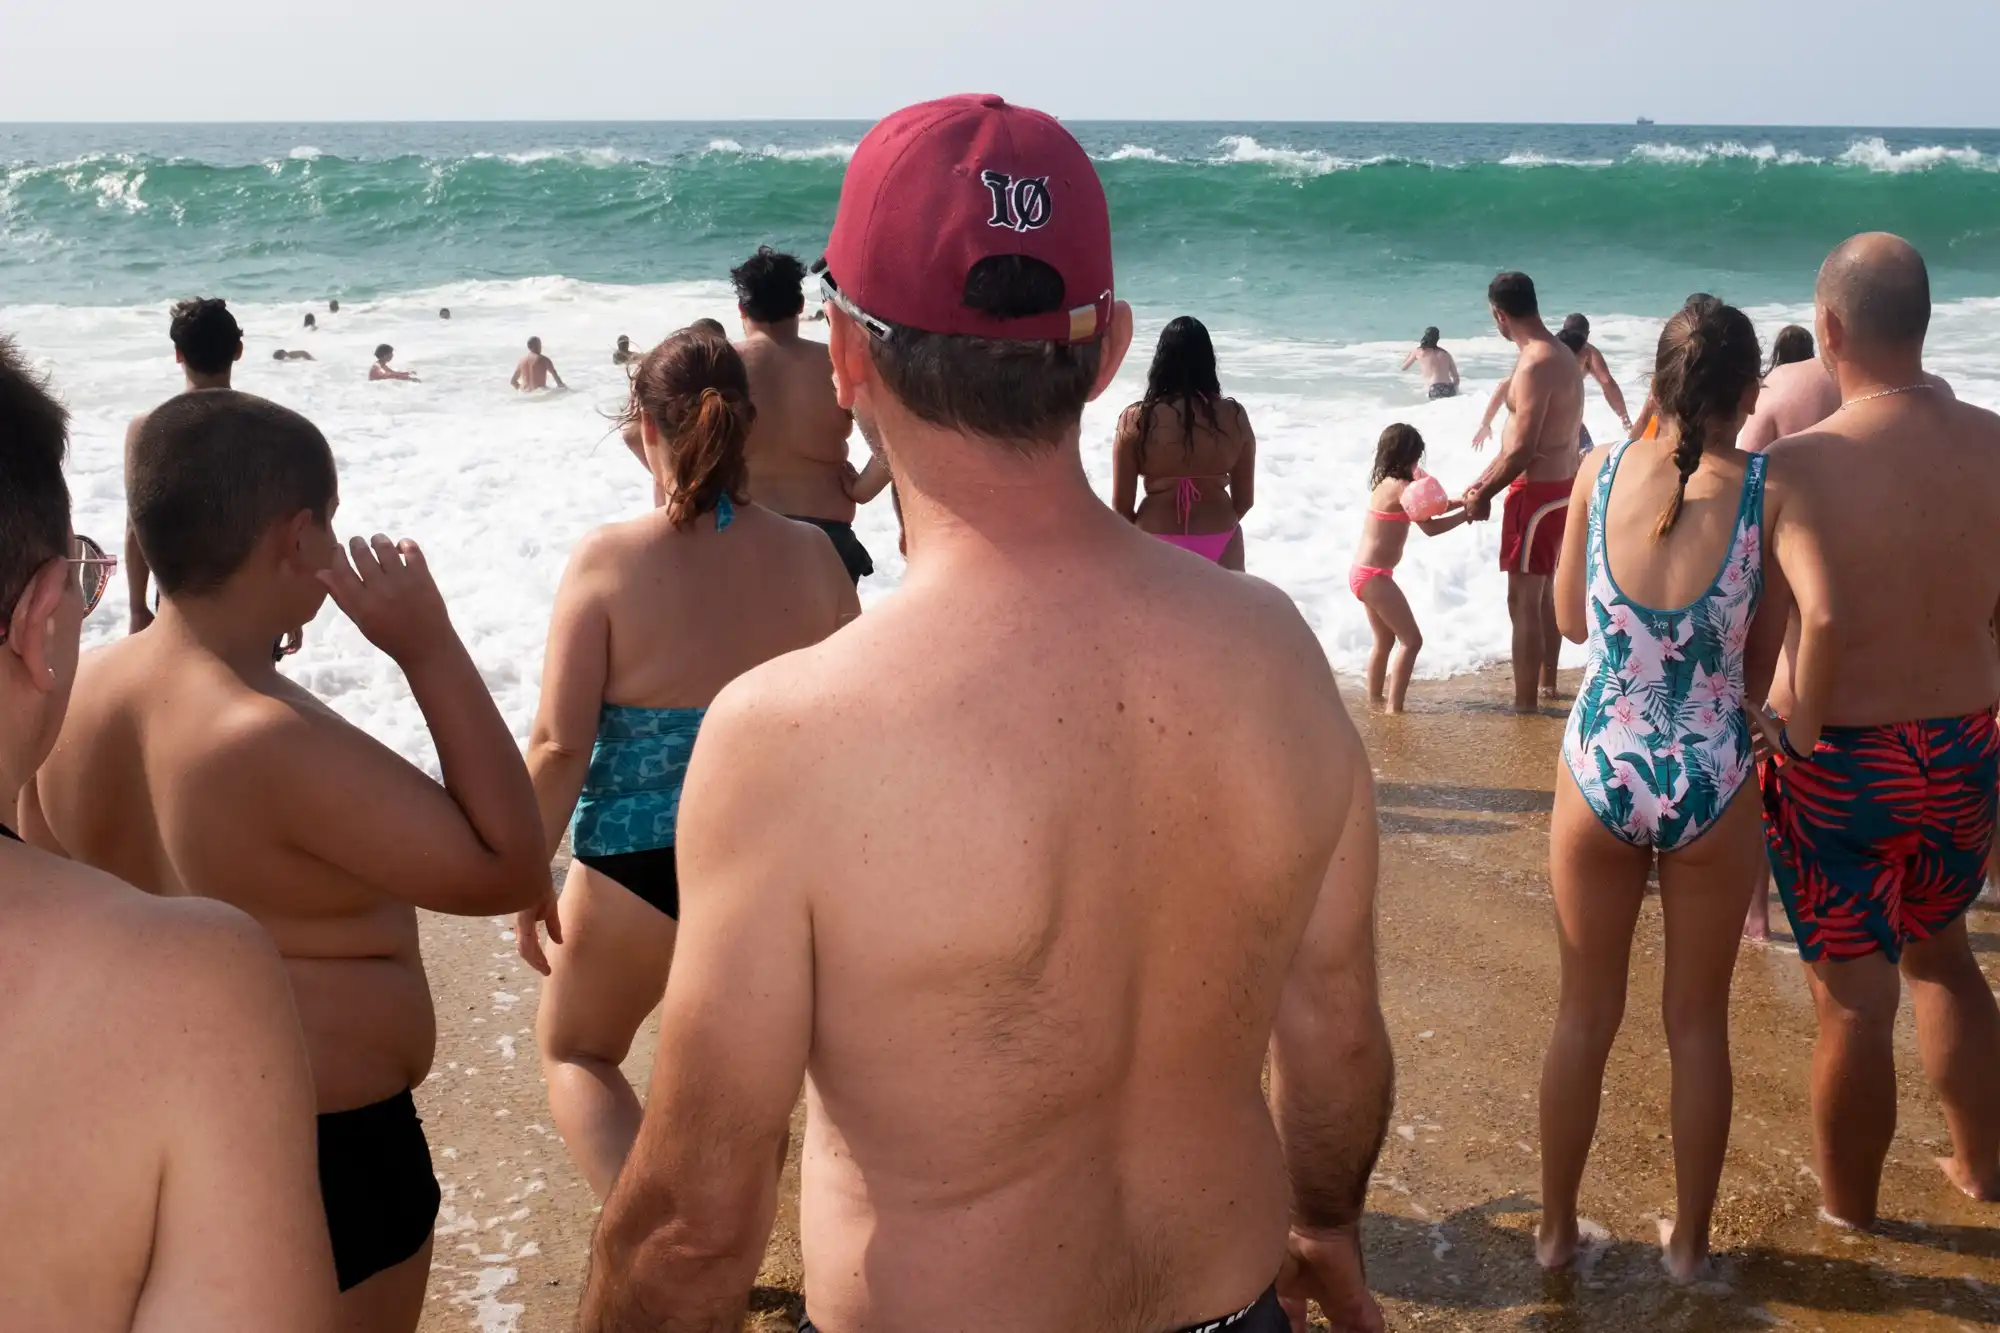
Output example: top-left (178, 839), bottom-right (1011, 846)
top-left (980, 171), bottom-right (1053, 233)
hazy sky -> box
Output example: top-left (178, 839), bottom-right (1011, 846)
top-left (5, 1), bottom-right (1995, 126)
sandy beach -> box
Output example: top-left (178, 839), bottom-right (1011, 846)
top-left (408, 666), bottom-right (2000, 1333)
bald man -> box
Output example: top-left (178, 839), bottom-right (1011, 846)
top-left (1760, 233), bottom-right (2000, 1228)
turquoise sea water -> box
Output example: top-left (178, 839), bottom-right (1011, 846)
top-left (5, 122), bottom-right (2000, 340)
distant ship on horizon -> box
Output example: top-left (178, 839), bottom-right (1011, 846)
top-left (1637, 116), bottom-right (1655, 126)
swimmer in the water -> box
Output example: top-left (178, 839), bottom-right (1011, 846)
top-left (370, 345), bottom-right (418, 383)
top-left (273, 350), bottom-right (316, 362)
top-left (1402, 327), bottom-right (1460, 399)
top-left (304, 313), bottom-right (318, 332)
top-left (511, 337), bottom-right (567, 392)
top-left (612, 335), bottom-right (639, 367)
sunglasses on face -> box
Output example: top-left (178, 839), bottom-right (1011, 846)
top-left (0, 534), bottom-right (118, 647)
top-left (818, 270), bottom-right (894, 342)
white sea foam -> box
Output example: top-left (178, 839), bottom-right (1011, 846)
top-left (1499, 151), bottom-right (1616, 169)
top-left (288, 146), bottom-right (325, 161)
top-left (1628, 141), bottom-right (1819, 167)
top-left (1103, 144), bottom-right (1177, 163)
top-left (1837, 136), bottom-right (1992, 172)
top-left (8, 282), bottom-right (1998, 773)
top-left (702, 138), bottom-right (855, 161)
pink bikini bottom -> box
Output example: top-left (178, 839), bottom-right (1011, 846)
top-left (1156, 529), bottom-right (1237, 563)
top-left (1349, 565), bottom-right (1394, 599)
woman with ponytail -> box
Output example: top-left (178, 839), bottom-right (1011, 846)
top-left (513, 326), bottom-right (858, 1197)
top-left (1536, 300), bottom-right (1794, 1283)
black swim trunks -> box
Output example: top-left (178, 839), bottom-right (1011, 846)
top-left (1427, 382), bottom-right (1458, 400)
top-left (318, 1089), bottom-right (442, 1291)
top-left (799, 1284), bottom-right (1286, 1333)
top-left (576, 844), bottom-right (680, 919)
top-left (787, 515), bottom-right (875, 585)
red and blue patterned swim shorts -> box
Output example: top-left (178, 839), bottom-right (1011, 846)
top-left (1761, 711), bottom-right (1999, 964)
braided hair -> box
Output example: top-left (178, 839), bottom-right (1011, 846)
top-left (1649, 301), bottom-right (1762, 538)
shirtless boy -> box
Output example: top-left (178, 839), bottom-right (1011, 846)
top-left (3, 344), bottom-right (335, 1333)
top-left (26, 390), bottom-right (549, 1331)
top-left (731, 246), bottom-right (877, 584)
top-left (125, 296), bottom-right (241, 632)
top-left (1464, 272), bottom-right (1585, 712)
top-left (1760, 234), bottom-right (2000, 1226)
top-left (512, 336), bottom-right (567, 392)
top-left (580, 94), bottom-right (1393, 1333)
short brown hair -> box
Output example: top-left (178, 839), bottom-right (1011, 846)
top-left (865, 256), bottom-right (1102, 453)
top-left (131, 390), bottom-right (337, 595)
top-left (0, 336), bottom-right (71, 616)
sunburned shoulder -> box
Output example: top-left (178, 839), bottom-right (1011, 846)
top-left (8, 847), bottom-right (272, 999)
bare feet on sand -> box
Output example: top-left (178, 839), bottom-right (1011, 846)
top-left (1656, 1217), bottom-right (1712, 1285)
top-left (1938, 1154), bottom-right (2000, 1203)
top-left (1534, 1217), bottom-right (1579, 1271)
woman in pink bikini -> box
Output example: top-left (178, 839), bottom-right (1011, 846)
top-left (1113, 317), bottom-right (1256, 570)
top-left (1351, 423), bottom-right (1468, 712)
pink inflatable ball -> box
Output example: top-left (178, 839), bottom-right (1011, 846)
top-left (1401, 470), bottom-right (1450, 521)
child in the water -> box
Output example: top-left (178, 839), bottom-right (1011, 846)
top-left (1351, 423), bottom-right (1469, 712)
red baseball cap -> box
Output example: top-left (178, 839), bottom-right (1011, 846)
top-left (822, 94), bottom-right (1114, 345)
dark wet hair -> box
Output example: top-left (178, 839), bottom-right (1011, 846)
top-left (374, 344), bottom-right (393, 361)
top-left (439, 307), bottom-right (451, 319)
top-left (170, 298), bottom-right (242, 377)
top-left (272, 350), bottom-right (287, 360)
top-left (689, 318), bottom-right (727, 338)
top-left (528, 337), bottom-right (542, 353)
top-left (1134, 316), bottom-right (1223, 461)
top-left (616, 335), bottom-right (631, 349)
top-left (1419, 327), bottom-right (1440, 350)
top-left (863, 255), bottom-right (1103, 455)
top-left (1651, 302), bottom-right (1762, 538)
top-left (130, 390), bottom-right (337, 595)
top-left (304, 313), bottom-right (317, 329)
top-left (0, 336), bottom-right (72, 619)
top-left (1560, 313), bottom-right (1591, 345)
top-left (1769, 324), bottom-right (1815, 371)
top-left (1371, 423), bottom-right (1426, 488)
top-left (624, 329), bottom-right (754, 529)
top-left (1489, 272), bottom-right (1539, 319)
top-left (328, 299), bottom-right (339, 312)
top-left (1684, 292), bottom-right (1721, 317)
top-left (730, 247), bottom-right (808, 323)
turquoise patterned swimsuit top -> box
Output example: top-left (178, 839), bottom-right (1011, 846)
top-left (569, 495), bottom-right (732, 858)
top-left (1562, 444), bottom-right (1765, 852)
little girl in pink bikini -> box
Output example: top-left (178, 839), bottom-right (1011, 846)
top-left (1352, 423), bottom-right (1468, 712)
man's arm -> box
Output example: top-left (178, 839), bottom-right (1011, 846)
top-left (1466, 360), bottom-right (1551, 517)
top-left (1766, 452), bottom-right (1838, 751)
top-left (1472, 377), bottom-right (1509, 449)
top-left (131, 900), bottom-right (336, 1333)
top-left (847, 455), bottom-right (892, 505)
top-left (1399, 349), bottom-right (1418, 372)
top-left (510, 362), bottom-right (523, 389)
top-left (1587, 348), bottom-right (1631, 428)
top-left (548, 359), bottom-right (567, 390)
top-left (1271, 723), bottom-right (1391, 1332)
top-left (246, 536), bottom-right (546, 915)
top-left (579, 688), bottom-right (813, 1333)
top-left (123, 416), bottom-right (154, 631)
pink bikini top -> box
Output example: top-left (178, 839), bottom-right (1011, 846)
top-left (1369, 508), bottom-right (1413, 524)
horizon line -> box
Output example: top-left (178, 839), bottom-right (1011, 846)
top-left (4, 117), bottom-right (1999, 133)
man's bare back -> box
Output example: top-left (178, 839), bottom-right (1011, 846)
top-left (0, 849), bottom-right (335, 1332)
top-left (513, 351), bottom-right (565, 392)
top-left (1766, 390), bottom-right (2000, 722)
top-left (737, 330), bottom-right (855, 521)
top-left (1738, 359), bottom-right (1842, 453)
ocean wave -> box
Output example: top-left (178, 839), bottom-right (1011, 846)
top-left (1103, 144), bottom-right (1176, 163)
top-left (1628, 141), bottom-right (1821, 167)
top-left (701, 138), bottom-right (856, 161)
top-left (1499, 151), bottom-right (1616, 169)
top-left (1837, 136), bottom-right (1993, 172)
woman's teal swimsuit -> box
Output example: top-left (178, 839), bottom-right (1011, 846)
top-left (569, 496), bottom-right (734, 918)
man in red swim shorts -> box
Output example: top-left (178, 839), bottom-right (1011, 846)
top-left (1759, 233), bottom-right (2000, 1230)
top-left (1464, 271), bottom-right (1585, 713)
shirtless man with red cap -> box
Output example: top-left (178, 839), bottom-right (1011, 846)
top-left (577, 95), bottom-right (1393, 1333)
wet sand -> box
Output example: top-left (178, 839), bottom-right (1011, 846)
top-left (412, 667), bottom-right (2000, 1332)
